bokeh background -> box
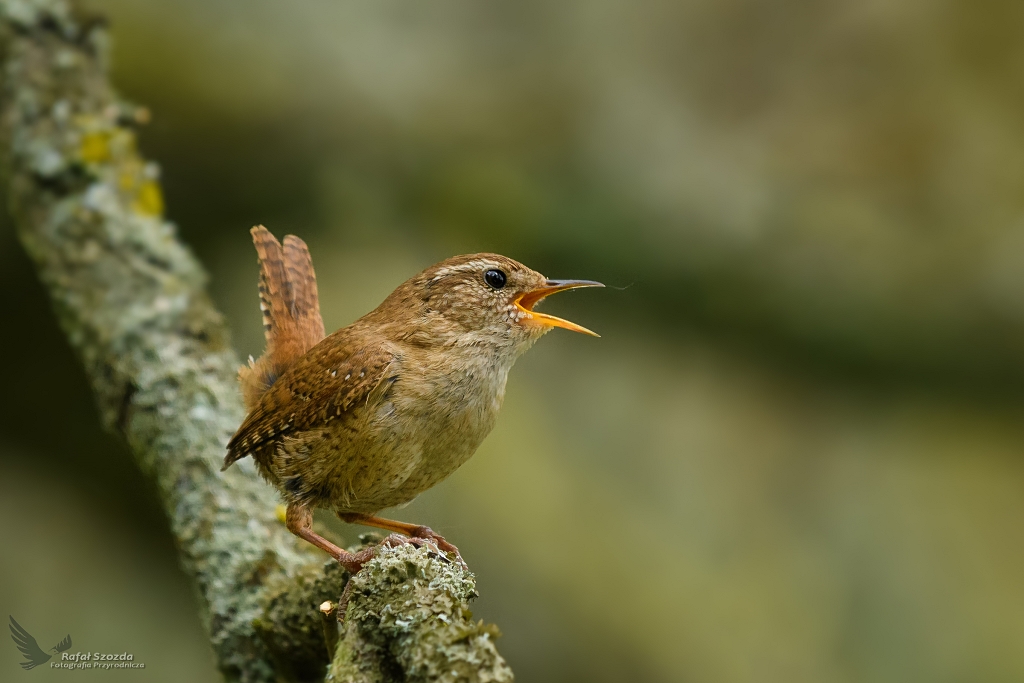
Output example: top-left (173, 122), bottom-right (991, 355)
top-left (4, 1), bottom-right (1024, 681)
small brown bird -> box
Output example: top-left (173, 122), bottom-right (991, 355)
top-left (224, 226), bottom-right (601, 571)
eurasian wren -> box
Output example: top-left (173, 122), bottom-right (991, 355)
top-left (223, 226), bottom-right (601, 571)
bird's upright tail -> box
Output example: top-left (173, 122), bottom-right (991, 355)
top-left (237, 225), bottom-right (326, 413)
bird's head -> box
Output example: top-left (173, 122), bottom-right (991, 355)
top-left (378, 253), bottom-right (602, 354)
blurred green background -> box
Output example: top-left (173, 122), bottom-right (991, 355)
top-left (4, 1), bottom-right (1024, 681)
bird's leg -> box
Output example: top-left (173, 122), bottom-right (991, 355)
top-left (285, 503), bottom-right (377, 573)
top-left (337, 512), bottom-right (466, 567)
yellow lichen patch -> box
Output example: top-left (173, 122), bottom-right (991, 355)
top-left (118, 156), bottom-right (145, 187)
top-left (133, 180), bottom-right (165, 217)
top-left (78, 130), bottom-right (110, 163)
top-left (118, 168), bottom-right (138, 192)
top-left (108, 129), bottom-right (138, 157)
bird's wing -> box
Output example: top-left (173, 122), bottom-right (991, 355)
top-left (53, 634), bottom-right (72, 652)
top-left (9, 616), bottom-right (51, 669)
top-left (225, 334), bottom-right (398, 469)
top-left (238, 226), bottom-right (326, 410)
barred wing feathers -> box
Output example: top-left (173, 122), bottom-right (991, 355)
top-left (225, 335), bottom-right (398, 470)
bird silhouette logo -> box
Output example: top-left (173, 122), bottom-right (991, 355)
top-left (9, 616), bottom-right (72, 670)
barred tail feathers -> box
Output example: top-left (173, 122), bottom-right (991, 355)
top-left (282, 234), bottom-right (325, 352)
top-left (237, 225), bottom-right (326, 413)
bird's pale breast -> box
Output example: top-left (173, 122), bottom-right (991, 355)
top-left (278, 345), bottom-right (511, 513)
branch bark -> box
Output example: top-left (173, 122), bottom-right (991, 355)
top-left (0, 2), bottom-right (512, 681)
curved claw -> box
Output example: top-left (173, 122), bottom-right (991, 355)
top-left (406, 525), bottom-right (468, 570)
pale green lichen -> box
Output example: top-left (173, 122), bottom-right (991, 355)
top-left (329, 545), bottom-right (513, 683)
top-left (0, 2), bottom-right (512, 681)
top-left (0, 4), bottom-right (328, 677)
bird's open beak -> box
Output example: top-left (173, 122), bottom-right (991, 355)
top-left (514, 279), bottom-right (603, 337)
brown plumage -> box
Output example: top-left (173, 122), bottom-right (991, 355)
top-left (237, 226), bottom-right (325, 411)
top-left (224, 227), bottom-right (602, 571)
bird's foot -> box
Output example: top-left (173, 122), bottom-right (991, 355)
top-left (400, 526), bottom-right (468, 569)
top-left (335, 511), bottom-right (469, 569)
top-left (331, 545), bottom-right (378, 575)
top-left (333, 531), bottom-right (458, 573)
top-left (372, 531), bottom-right (467, 568)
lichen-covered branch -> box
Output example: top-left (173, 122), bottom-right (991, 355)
top-left (0, 1), bottom-right (511, 681)
top-left (330, 544), bottom-right (512, 683)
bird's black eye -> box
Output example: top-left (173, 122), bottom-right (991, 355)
top-left (484, 269), bottom-right (507, 289)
